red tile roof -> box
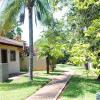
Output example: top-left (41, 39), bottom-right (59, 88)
top-left (0, 37), bottom-right (23, 47)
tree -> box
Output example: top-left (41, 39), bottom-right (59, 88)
top-left (0, 0), bottom-right (52, 81)
top-left (66, 0), bottom-right (100, 80)
top-left (35, 38), bottom-right (50, 74)
top-left (35, 37), bottom-right (65, 73)
top-left (5, 27), bottom-right (23, 39)
top-left (35, 21), bottom-right (66, 73)
top-left (6, 30), bottom-right (16, 39)
top-left (84, 18), bottom-right (100, 80)
top-left (16, 27), bottom-right (23, 37)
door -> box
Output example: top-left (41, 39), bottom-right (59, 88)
top-left (1, 49), bottom-right (8, 63)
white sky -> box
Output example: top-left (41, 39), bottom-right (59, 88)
top-left (0, 0), bottom-right (3, 8)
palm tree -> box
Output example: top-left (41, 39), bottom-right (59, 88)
top-left (0, 0), bottom-right (52, 81)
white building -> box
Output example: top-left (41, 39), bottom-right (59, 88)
top-left (0, 37), bottom-right (23, 74)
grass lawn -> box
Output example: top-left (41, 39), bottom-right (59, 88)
top-left (33, 70), bottom-right (63, 79)
top-left (0, 65), bottom-right (65, 100)
top-left (59, 64), bottom-right (100, 100)
top-left (0, 64), bottom-right (99, 100)
top-left (0, 76), bottom-right (49, 100)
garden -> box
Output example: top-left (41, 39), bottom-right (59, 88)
top-left (0, 0), bottom-right (100, 100)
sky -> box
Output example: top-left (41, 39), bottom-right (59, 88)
top-left (0, 0), bottom-right (3, 8)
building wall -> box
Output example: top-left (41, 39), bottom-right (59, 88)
top-left (20, 56), bottom-right (47, 71)
top-left (0, 44), bottom-right (20, 74)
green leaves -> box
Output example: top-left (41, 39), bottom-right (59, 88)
top-left (34, 0), bottom-right (53, 26)
top-left (0, 0), bottom-right (25, 33)
top-left (69, 43), bottom-right (90, 65)
top-left (75, 0), bottom-right (100, 10)
top-left (85, 18), bottom-right (100, 37)
top-left (0, 0), bottom-right (24, 36)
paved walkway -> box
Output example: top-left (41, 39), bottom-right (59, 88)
top-left (26, 71), bottom-right (73, 100)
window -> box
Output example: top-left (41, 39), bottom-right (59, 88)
top-left (1, 49), bottom-right (8, 63)
top-left (10, 50), bottom-right (16, 61)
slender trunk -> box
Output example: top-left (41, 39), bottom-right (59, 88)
top-left (84, 63), bottom-right (89, 70)
top-left (28, 6), bottom-right (33, 81)
top-left (46, 56), bottom-right (49, 74)
top-left (52, 65), bottom-right (55, 72)
top-left (51, 63), bottom-right (55, 72)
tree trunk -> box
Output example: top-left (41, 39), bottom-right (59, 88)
top-left (28, 6), bottom-right (33, 81)
top-left (52, 66), bottom-right (55, 72)
top-left (51, 63), bottom-right (55, 72)
top-left (97, 74), bottom-right (100, 81)
top-left (84, 63), bottom-right (89, 70)
top-left (46, 56), bottom-right (50, 74)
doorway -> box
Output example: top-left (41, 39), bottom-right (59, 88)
top-left (1, 49), bottom-right (8, 63)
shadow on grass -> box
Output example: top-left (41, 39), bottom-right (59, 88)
top-left (54, 69), bottom-right (69, 73)
top-left (40, 70), bottom-right (64, 76)
top-left (0, 77), bottom-right (49, 91)
top-left (49, 72), bottom-right (62, 75)
top-left (57, 64), bottom-right (68, 67)
top-left (57, 64), bottom-right (76, 68)
top-left (62, 75), bottom-right (100, 98)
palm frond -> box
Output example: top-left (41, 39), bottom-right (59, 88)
top-left (35, 0), bottom-right (53, 26)
top-left (0, 0), bottom-right (25, 34)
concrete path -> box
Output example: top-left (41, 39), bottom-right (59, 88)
top-left (26, 71), bottom-right (73, 100)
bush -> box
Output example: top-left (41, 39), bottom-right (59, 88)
top-left (20, 67), bottom-right (28, 72)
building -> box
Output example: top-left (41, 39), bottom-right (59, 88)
top-left (20, 56), bottom-right (47, 71)
top-left (20, 48), bottom-right (47, 71)
top-left (0, 36), bottom-right (23, 74)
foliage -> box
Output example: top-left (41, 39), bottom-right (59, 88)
top-left (66, 0), bottom-right (100, 71)
top-left (57, 51), bottom-right (70, 64)
top-left (5, 27), bottom-right (23, 39)
top-left (16, 27), bottom-right (23, 36)
top-left (6, 30), bottom-right (16, 39)
top-left (35, 36), bottom-right (66, 64)
top-left (0, 0), bottom-right (25, 34)
top-left (34, 13), bottom-right (69, 68)
top-left (0, 0), bottom-right (52, 34)
top-left (69, 43), bottom-right (90, 65)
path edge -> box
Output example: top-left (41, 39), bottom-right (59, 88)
top-left (53, 75), bottom-right (72, 100)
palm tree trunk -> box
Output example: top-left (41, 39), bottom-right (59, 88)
top-left (28, 6), bottom-right (33, 81)
top-left (46, 55), bottom-right (50, 74)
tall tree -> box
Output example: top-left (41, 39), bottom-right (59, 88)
top-left (66, 0), bottom-right (100, 80)
top-left (0, 0), bottom-right (52, 81)
top-left (35, 20), bottom-right (67, 73)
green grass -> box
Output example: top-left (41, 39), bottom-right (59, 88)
top-left (59, 64), bottom-right (100, 100)
top-left (0, 77), bottom-right (49, 100)
top-left (33, 70), bottom-right (63, 79)
top-left (0, 64), bottom-right (99, 100)
top-left (0, 65), bottom-right (65, 100)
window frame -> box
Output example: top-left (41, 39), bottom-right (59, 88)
top-left (10, 50), bottom-right (16, 61)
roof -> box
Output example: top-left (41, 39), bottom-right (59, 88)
top-left (0, 37), bottom-right (24, 47)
